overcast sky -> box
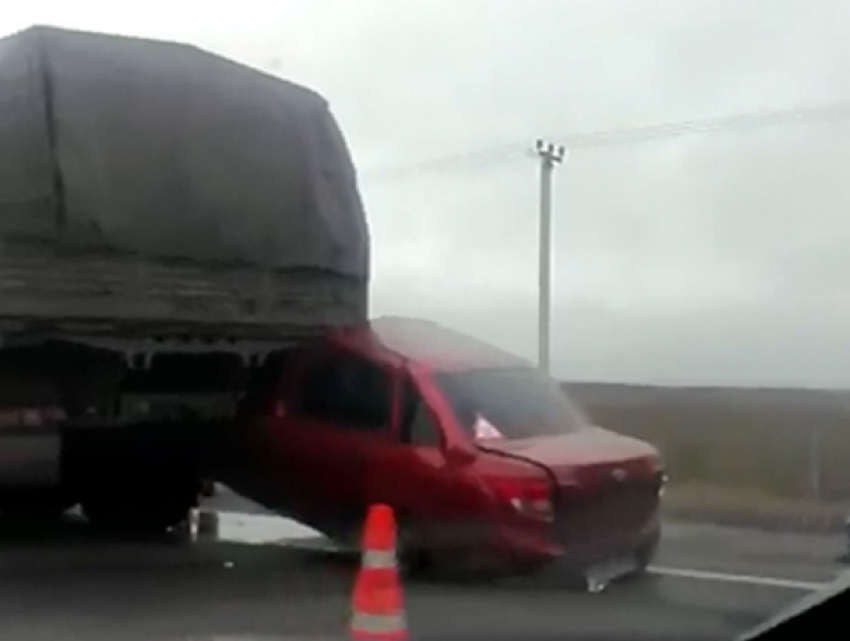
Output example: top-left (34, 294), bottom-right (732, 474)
top-left (3, 0), bottom-right (850, 387)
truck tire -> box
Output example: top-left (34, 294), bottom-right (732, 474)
top-left (81, 471), bottom-right (198, 536)
top-left (67, 423), bottom-right (202, 537)
top-left (0, 488), bottom-right (75, 522)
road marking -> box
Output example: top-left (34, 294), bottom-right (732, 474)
top-left (199, 508), bottom-right (835, 594)
top-left (649, 565), bottom-right (827, 591)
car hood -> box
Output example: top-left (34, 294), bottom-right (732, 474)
top-left (477, 426), bottom-right (662, 486)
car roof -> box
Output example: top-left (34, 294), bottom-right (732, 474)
top-left (329, 317), bottom-right (533, 372)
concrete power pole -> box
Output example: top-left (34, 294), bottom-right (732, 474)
top-left (534, 139), bottom-right (566, 376)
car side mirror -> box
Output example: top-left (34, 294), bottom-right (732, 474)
top-left (444, 442), bottom-right (475, 466)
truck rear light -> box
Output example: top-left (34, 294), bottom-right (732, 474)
top-left (486, 475), bottom-right (554, 522)
top-left (0, 407), bottom-right (66, 427)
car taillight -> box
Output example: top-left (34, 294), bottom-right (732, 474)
top-left (486, 474), bottom-right (554, 522)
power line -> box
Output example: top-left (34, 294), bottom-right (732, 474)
top-left (361, 100), bottom-right (850, 184)
top-left (564, 101), bottom-right (850, 149)
top-left (361, 143), bottom-right (525, 184)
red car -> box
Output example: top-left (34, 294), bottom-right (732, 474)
top-left (222, 317), bottom-right (665, 579)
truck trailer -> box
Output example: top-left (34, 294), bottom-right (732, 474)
top-left (0, 26), bottom-right (369, 533)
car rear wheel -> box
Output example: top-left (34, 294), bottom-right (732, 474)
top-left (618, 531), bottom-right (660, 584)
top-left (635, 547), bottom-right (657, 574)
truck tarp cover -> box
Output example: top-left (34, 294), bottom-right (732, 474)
top-left (0, 26), bottom-right (368, 278)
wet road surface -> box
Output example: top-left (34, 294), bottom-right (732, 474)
top-left (0, 488), bottom-right (841, 641)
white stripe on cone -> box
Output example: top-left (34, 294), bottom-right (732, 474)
top-left (361, 549), bottom-right (397, 568)
top-left (351, 611), bottom-right (408, 633)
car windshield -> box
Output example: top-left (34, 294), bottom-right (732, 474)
top-left (435, 367), bottom-right (589, 439)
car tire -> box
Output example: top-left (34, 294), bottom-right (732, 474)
top-left (395, 514), bottom-right (434, 579)
top-left (621, 532), bottom-right (660, 583)
top-left (638, 527), bottom-right (661, 566)
top-left (635, 547), bottom-right (655, 573)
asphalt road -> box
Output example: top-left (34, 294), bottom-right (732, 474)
top-left (0, 488), bottom-right (842, 641)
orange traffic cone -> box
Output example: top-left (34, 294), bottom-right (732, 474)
top-left (350, 504), bottom-right (408, 641)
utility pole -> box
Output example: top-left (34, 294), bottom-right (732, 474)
top-left (534, 139), bottom-right (566, 376)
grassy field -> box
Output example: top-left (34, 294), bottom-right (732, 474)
top-left (565, 383), bottom-right (850, 508)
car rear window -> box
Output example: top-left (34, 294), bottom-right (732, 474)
top-left (434, 367), bottom-right (589, 439)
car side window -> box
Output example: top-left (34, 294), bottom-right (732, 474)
top-left (301, 354), bottom-right (390, 431)
top-left (399, 378), bottom-right (443, 447)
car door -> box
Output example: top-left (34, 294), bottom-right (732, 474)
top-left (211, 351), bottom-right (305, 517)
top-left (363, 366), bottom-right (487, 549)
top-left (286, 350), bottom-right (395, 539)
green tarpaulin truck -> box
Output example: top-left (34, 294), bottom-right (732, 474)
top-left (0, 26), bottom-right (369, 533)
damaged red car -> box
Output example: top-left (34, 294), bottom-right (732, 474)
top-left (222, 317), bottom-right (666, 580)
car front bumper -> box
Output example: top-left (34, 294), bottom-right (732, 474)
top-left (488, 508), bottom-right (661, 575)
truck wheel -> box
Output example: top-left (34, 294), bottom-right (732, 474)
top-left (81, 473), bottom-right (198, 537)
top-left (0, 489), bottom-right (75, 523)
